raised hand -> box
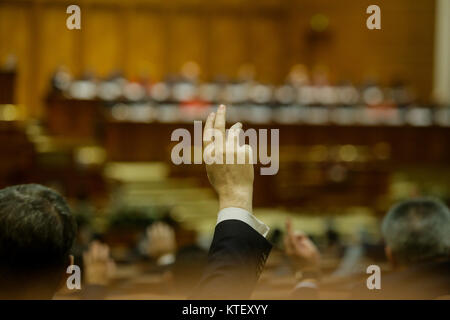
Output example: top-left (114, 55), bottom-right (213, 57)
top-left (203, 104), bottom-right (254, 213)
top-left (146, 222), bottom-right (176, 260)
top-left (284, 219), bottom-right (321, 271)
top-left (83, 241), bottom-right (115, 286)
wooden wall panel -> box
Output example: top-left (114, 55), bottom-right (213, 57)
top-left (82, 7), bottom-right (123, 77)
top-left (209, 15), bottom-right (247, 79)
top-left (127, 10), bottom-right (167, 80)
top-left (289, 0), bottom-right (435, 98)
top-left (0, 4), bottom-right (31, 110)
top-left (249, 16), bottom-right (284, 83)
top-left (168, 13), bottom-right (208, 77)
top-left (38, 7), bottom-right (78, 112)
top-left (0, 0), bottom-right (437, 115)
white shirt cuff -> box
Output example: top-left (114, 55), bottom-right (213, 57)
top-left (217, 207), bottom-right (270, 238)
top-left (294, 280), bottom-right (319, 290)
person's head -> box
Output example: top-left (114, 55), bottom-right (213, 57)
top-left (0, 184), bottom-right (77, 299)
top-left (382, 198), bottom-right (450, 267)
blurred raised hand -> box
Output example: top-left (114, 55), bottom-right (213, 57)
top-left (284, 219), bottom-right (321, 271)
top-left (203, 104), bottom-right (254, 213)
top-left (146, 222), bottom-right (177, 261)
top-left (83, 241), bottom-right (115, 286)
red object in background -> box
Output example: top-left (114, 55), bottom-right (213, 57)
top-left (179, 98), bottom-right (211, 109)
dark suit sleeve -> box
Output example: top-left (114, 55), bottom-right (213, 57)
top-left (190, 219), bottom-right (272, 299)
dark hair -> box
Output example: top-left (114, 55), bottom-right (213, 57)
top-left (0, 184), bottom-right (77, 297)
top-left (382, 198), bottom-right (450, 264)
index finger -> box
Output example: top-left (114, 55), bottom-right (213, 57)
top-left (203, 111), bottom-right (216, 148)
top-left (214, 104), bottom-right (226, 140)
top-left (286, 218), bottom-right (294, 238)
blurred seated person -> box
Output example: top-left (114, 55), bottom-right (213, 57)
top-left (80, 240), bottom-right (115, 299)
top-left (80, 222), bottom-right (207, 299)
top-left (287, 198), bottom-right (450, 299)
top-left (145, 221), bottom-right (208, 295)
top-left (0, 184), bottom-right (118, 300)
top-left (146, 222), bottom-right (177, 267)
top-left (0, 184), bottom-right (77, 299)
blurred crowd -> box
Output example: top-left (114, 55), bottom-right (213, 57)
top-left (46, 63), bottom-right (450, 127)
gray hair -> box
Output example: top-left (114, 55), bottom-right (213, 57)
top-left (382, 198), bottom-right (450, 264)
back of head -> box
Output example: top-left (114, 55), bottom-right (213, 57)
top-left (0, 184), bottom-right (77, 299)
top-left (382, 198), bottom-right (450, 266)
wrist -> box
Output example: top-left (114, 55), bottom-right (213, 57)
top-left (218, 187), bottom-right (253, 213)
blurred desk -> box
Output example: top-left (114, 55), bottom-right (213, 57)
top-left (0, 120), bottom-right (35, 188)
top-left (43, 97), bottom-right (450, 208)
top-left (46, 95), bottom-right (104, 139)
top-left (103, 121), bottom-right (450, 208)
top-left (0, 71), bottom-right (15, 104)
top-left (104, 121), bottom-right (450, 164)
